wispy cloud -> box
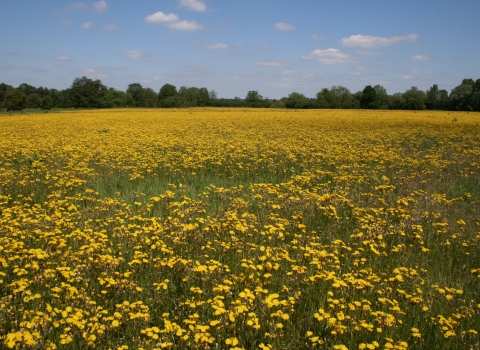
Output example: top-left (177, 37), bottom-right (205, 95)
top-left (54, 56), bottom-right (72, 68)
top-left (93, 1), bottom-right (107, 13)
top-left (357, 50), bottom-right (379, 57)
top-left (253, 60), bottom-right (290, 67)
top-left (102, 24), bottom-right (120, 31)
top-left (273, 22), bottom-right (296, 31)
top-left (411, 55), bottom-right (433, 61)
top-left (123, 51), bottom-right (148, 59)
top-left (311, 34), bottom-right (325, 41)
top-left (55, 2), bottom-right (88, 14)
top-left (179, 0), bottom-right (207, 12)
top-left (302, 48), bottom-right (358, 64)
top-left (205, 43), bottom-right (229, 49)
top-left (340, 34), bottom-right (418, 48)
top-left (82, 22), bottom-right (93, 29)
top-left (62, 19), bottom-right (72, 26)
top-left (145, 11), bottom-right (203, 31)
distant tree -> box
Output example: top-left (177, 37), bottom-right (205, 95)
top-left (4, 89), bottom-right (27, 111)
top-left (245, 90), bottom-right (266, 107)
top-left (0, 83), bottom-right (14, 108)
top-left (426, 84), bottom-right (449, 110)
top-left (449, 79), bottom-right (476, 111)
top-left (158, 84), bottom-right (178, 103)
top-left (144, 88), bottom-right (158, 107)
top-left (402, 86), bottom-right (426, 110)
top-left (159, 95), bottom-right (189, 108)
top-left (373, 85), bottom-right (388, 109)
top-left (388, 93), bottom-right (405, 110)
top-left (316, 88), bottom-right (334, 108)
top-left (41, 96), bottom-right (53, 110)
top-left (101, 88), bottom-right (134, 108)
top-left (25, 93), bottom-right (42, 108)
top-left (331, 86), bottom-right (354, 108)
top-left (69, 76), bottom-right (107, 108)
top-left (126, 83), bottom-right (146, 107)
top-left (360, 85), bottom-right (377, 108)
top-left (209, 89), bottom-right (218, 101)
top-left (36, 86), bottom-right (50, 98)
top-left (286, 92), bottom-right (310, 108)
top-left (17, 83), bottom-right (37, 96)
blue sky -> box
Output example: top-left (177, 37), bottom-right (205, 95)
top-left (1, 0), bottom-right (479, 99)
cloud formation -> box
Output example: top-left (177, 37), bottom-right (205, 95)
top-left (340, 34), bottom-right (418, 48)
top-left (273, 22), bottom-right (296, 31)
top-left (253, 60), bottom-right (290, 67)
top-left (82, 22), bottom-right (93, 29)
top-left (123, 51), bottom-right (148, 59)
top-left (302, 48), bottom-right (358, 64)
top-left (179, 0), bottom-right (207, 12)
top-left (102, 24), bottom-right (120, 31)
top-left (54, 56), bottom-right (71, 68)
top-left (411, 55), bottom-right (433, 61)
top-left (206, 43), bottom-right (229, 49)
top-left (55, 2), bottom-right (88, 14)
top-left (311, 34), bottom-right (325, 41)
top-left (145, 11), bottom-right (203, 31)
top-left (93, 1), bottom-right (107, 13)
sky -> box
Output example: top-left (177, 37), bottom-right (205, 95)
top-left (1, 0), bottom-right (479, 99)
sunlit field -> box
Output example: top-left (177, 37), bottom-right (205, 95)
top-left (1, 108), bottom-right (479, 349)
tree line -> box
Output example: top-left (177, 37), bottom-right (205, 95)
top-left (1, 76), bottom-right (479, 111)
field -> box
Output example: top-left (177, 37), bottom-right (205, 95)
top-left (0, 108), bottom-right (479, 349)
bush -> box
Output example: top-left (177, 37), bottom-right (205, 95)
top-left (4, 89), bottom-right (27, 111)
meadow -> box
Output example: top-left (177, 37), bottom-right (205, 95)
top-left (0, 108), bottom-right (479, 349)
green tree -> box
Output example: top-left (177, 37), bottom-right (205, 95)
top-left (4, 89), bottom-right (27, 111)
top-left (373, 85), bottom-right (388, 109)
top-left (285, 92), bottom-right (310, 108)
top-left (69, 76), bottom-right (107, 108)
top-left (126, 83), bottom-right (146, 107)
top-left (449, 79), bottom-right (476, 111)
top-left (17, 83), bottom-right (37, 96)
top-left (25, 93), bottom-right (42, 108)
top-left (0, 83), bottom-right (14, 108)
top-left (41, 96), bottom-right (53, 110)
top-left (402, 87), bottom-right (426, 110)
top-left (426, 84), bottom-right (449, 110)
top-left (159, 95), bottom-right (189, 108)
top-left (316, 88), bottom-right (334, 108)
top-left (245, 90), bottom-right (266, 107)
top-left (360, 85), bottom-right (377, 109)
top-left (158, 84), bottom-right (178, 104)
top-left (144, 88), bottom-right (158, 107)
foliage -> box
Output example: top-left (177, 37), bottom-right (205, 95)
top-left (158, 84), bottom-right (178, 103)
top-left (68, 76), bottom-right (108, 109)
top-left (285, 92), bottom-right (310, 108)
top-left (41, 96), bottom-right (53, 110)
top-left (158, 95), bottom-right (189, 108)
top-left (3, 89), bottom-right (26, 111)
top-left (126, 83), bottom-right (146, 107)
top-left (360, 85), bottom-right (377, 109)
top-left (0, 109), bottom-right (479, 349)
top-left (25, 93), bottom-right (42, 109)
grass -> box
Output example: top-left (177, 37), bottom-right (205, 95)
top-left (0, 108), bottom-right (479, 349)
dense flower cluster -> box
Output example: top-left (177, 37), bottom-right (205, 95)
top-left (0, 108), bottom-right (479, 349)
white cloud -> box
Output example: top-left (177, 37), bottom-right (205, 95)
top-left (102, 24), bottom-right (120, 30)
top-left (93, 1), bottom-right (107, 13)
top-left (273, 22), bottom-right (296, 31)
top-left (283, 70), bottom-right (314, 78)
top-left (401, 75), bottom-right (414, 80)
top-left (169, 20), bottom-right (203, 31)
top-left (124, 51), bottom-right (147, 58)
top-left (179, 0), bottom-right (207, 12)
top-left (72, 68), bottom-right (109, 78)
top-left (357, 50), bottom-right (379, 57)
top-left (54, 56), bottom-right (71, 68)
top-left (302, 48), bottom-right (358, 64)
top-left (254, 60), bottom-right (290, 67)
top-left (411, 55), bottom-right (433, 61)
top-left (311, 34), bottom-right (325, 41)
top-left (206, 43), bottom-right (229, 49)
top-left (145, 12), bottom-right (180, 24)
top-left (145, 11), bottom-right (203, 31)
top-left (55, 2), bottom-right (88, 14)
top-left (62, 19), bottom-right (72, 26)
top-left (82, 22), bottom-right (93, 29)
top-left (340, 34), bottom-right (418, 48)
